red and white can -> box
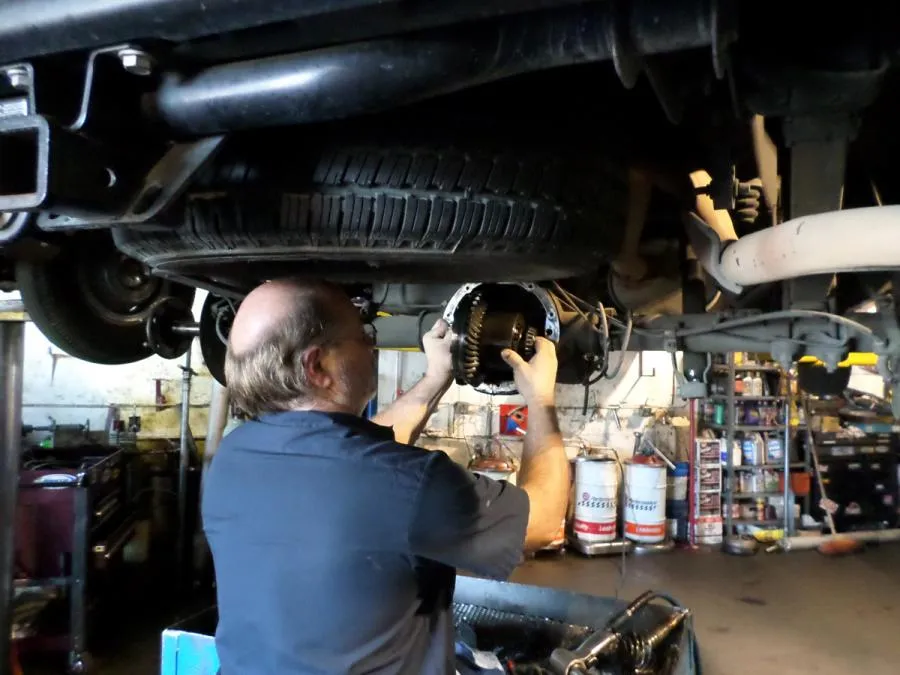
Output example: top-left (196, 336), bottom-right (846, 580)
top-left (624, 459), bottom-right (667, 543)
top-left (572, 457), bottom-right (620, 542)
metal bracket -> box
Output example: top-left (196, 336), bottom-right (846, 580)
top-left (1, 45), bottom-right (220, 227)
top-left (683, 212), bottom-right (743, 294)
top-left (875, 295), bottom-right (900, 352)
top-left (769, 339), bottom-right (797, 372)
top-left (874, 295), bottom-right (900, 418)
top-left (678, 380), bottom-right (708, 399)
top-left (36, 135), bottom-right (225, 229)
top-left (69, 44), bottom-right (144, 132)
top-left (662, 330), bottom-right (678, 353)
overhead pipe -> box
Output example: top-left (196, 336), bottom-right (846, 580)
top-left (0, 0), bottom-right (706, 64)
top-left (719, 206), bottom-right (900, 287)
top-left (373, 312), bottom-right (443, 351)
top-left (0, 0), bottom-right (386, 62)
top-left (686, 204), bottom-right (900, 295)
top-left (153, 0), bottom-right (718, 135)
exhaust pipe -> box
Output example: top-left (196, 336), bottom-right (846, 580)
top-left (153, 0), bottom-right (719, 135)
top-left (720, 205), bottom-right (900, 287)
top-left (688, 205), bottom-right (900, 292)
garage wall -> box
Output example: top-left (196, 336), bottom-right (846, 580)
top-left (1, 290), bottom-right (215, 442)
top-left (377, 349), bottom-right (688, 466)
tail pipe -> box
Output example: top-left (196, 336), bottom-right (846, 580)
top-left (153, 0), bottom-right (721, 134)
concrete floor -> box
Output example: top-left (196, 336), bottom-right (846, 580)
top-left (512, 546), bottom-right (900, 675)
top-left (26, 546), bottom-right (900, 674)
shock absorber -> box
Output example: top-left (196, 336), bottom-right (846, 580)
top-left (619, 607), bottom-right (691, 674)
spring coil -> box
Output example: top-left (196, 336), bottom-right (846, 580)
top-left (523, 327), bottom-right (537, 360)
top-left (619, 633), bottom-right (655, 673)
top-left (619, 606), bottom-right (691, 674)
top-left (733, 178), bottom-right (763, 227)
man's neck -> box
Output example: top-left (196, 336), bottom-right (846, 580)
top-left (291, 399), bottom-right (362, 416)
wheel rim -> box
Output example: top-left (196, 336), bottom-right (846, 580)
top-left (77, 249), bottom-right (163, 327)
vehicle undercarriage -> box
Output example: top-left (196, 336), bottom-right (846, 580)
top-left (2, 0), bottom-right (900, 408)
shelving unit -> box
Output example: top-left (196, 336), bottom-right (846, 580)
top-left (699, 353), bottom-right (808, 543)
top-left (803, 396), bottom-right (900, 531)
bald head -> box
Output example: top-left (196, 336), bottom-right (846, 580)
top-left (229, 279), bottom-right (349, 356)
top-left (224, 279), bottom-right (362, 417)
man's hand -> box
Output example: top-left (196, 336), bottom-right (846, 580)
top-left (423, 319), bottom-right (454, 384)
top-left (501, 338), bottom-right (558, 406)
top-left (503, 337), bottom-right (567, 552)
top-left (374, 318), bottom-right (454, 445)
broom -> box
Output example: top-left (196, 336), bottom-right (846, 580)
top-left (802, 396), bottom-right (863, 556)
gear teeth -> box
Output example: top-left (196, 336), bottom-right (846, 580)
top-left (523, 327), bottom-right (537, 359)
top-left (463, 296), bottom-right (486, 384)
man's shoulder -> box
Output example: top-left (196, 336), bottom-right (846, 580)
top-left (220, 411), bottom-right (391, 451)
top-left (220, 410), bottom-right (440, 475)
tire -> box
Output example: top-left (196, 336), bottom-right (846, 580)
top-left (199, 293), bottom-right (233, 386)
top-left (17, 232), bottom-right (195, 364)
top-left (114, 136), bottom-right (626, 284)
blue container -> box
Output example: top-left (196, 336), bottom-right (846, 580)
top-left (666, 461), bottom-right (689, 502)
top-left (161, 610), bottom-right (219, 675)
top-left (666, 499), bottom-right (689, 519)
top-left (666, 498), bottom-right (690, 542)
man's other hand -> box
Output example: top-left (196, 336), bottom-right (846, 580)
top-left (423, 319), bottom-right (454, 384)
top-left (501, 337), bottom-right (558, 406)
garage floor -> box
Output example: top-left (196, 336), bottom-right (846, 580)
top-left (25, 545), bottom-right (900, 674)
top-left (512, 545), bottom-right (900, 675)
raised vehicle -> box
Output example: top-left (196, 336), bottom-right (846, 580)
top-left (1, 0), bottom-right (899, 404)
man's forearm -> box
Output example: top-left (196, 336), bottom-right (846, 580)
top-left (372, 373), bottom-right (452, 445)
top-left (518, 404), bottom-right (569, 551)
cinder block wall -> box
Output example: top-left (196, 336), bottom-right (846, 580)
top-left (377, 350), bottom-right (689, 466)
top-left (1, 291), bottom-right (214, 442)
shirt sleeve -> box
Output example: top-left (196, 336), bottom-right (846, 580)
top-left (408, 451), bottom-right (530, 580)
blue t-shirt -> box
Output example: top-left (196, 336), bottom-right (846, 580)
top-left (202, 411), bottom-right (529, 675)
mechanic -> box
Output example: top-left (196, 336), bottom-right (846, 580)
top-left (202, 278), bottom-right (570, 675)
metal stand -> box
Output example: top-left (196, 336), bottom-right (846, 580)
top-left (176, 349), bottom-right (195, 590)
top-left (567, 537), bottom-right (633, 557)
top-left (0, 318), bottom-right (24, 675)
top-left (203, 382), bottom-right (229, 469)
top-left (193, 381), bottom-right (228, 585)
top-left (632, 540), bottom-right (676, 555)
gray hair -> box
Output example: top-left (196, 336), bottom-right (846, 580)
top-left (225, 282), bottom-right (348, 417)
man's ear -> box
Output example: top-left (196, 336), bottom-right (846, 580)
top-left (301, 346), bottom-right (332, 389)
